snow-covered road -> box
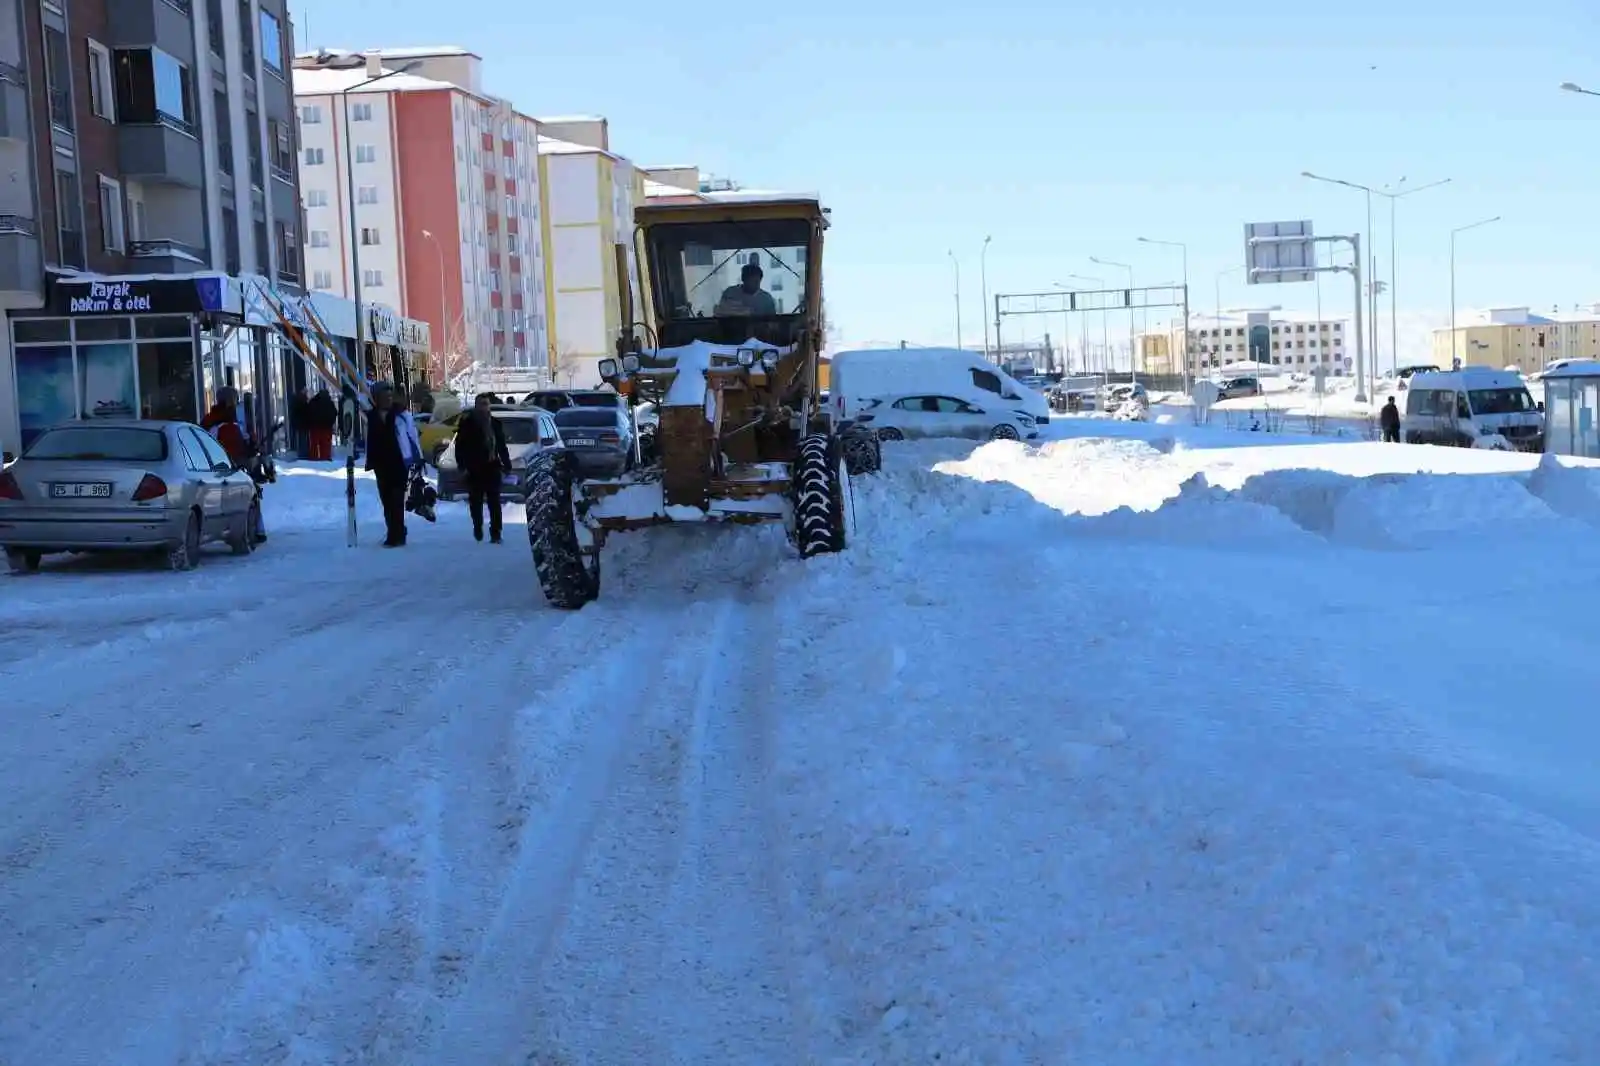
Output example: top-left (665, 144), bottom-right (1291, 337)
top-left (5, 427), bottom-right (1600, 1064)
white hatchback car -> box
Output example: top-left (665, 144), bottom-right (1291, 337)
top-left (857, 394), bottom-right (1041, 442)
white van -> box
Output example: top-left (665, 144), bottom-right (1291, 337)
top-left (1402, 367), bottom-right (1544, 451)
top-left (830, 348), bottom-right (1050, 427)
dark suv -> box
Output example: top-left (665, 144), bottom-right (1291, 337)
top-left (1217, 376), bottom-right (1263, 400)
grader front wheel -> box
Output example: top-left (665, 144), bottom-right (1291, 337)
top-left (794, 434), bottom-right (847, 558)
top-left (525, 449), bottom-right (601, 609)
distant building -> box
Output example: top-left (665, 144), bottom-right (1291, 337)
top-left (1138, 312), bottom-right (1349, 376)
top-left (1432, 306), bottom-right (1600, 374)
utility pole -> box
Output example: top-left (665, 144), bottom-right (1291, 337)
top-left (947, 250), bottom-right (963, 349)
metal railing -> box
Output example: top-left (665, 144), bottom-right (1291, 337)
top-left (156, 111), bottom-right (196, 138)
top-left (269, 159), bottom-right (293, 183)
top-left (129, 238), bottom-right (205, 262)
top-left (158, 0), bottom-right (190, 12)
top-left (0, 215), bottom-right (38, 236)
top-left (0, 60), bottom-right (24, 86)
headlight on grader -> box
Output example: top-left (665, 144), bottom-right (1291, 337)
top-left (598, 358), bottom-right (619, 379)
top-left (622, 354), bottom-right (640, 373)
top-left (736, 349), bottom-right (756, 368)
top-left (760, 351), bottom-right (779, 371)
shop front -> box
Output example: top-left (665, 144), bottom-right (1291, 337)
top-left (1, 272), bottom-right (427, 457)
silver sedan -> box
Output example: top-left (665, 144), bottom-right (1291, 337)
top-left (0, 420), bottom-right (259, 573)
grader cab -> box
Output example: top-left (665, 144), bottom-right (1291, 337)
top-left (523, 194), bottom-right (881, 609)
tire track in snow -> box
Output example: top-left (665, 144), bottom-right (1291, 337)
top-left (414, 612), bottom-right (689, 1066)
top-left (512, 590), bottom-right (804, 1065)
top-left (0, 556), bottom-right (556, 1066)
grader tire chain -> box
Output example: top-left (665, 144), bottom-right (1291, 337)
top-left (525, 448), bottom-right (600, 609)
top-left (794, 434), bottom-right (845, 558)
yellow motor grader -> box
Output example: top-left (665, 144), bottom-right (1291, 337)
top-left (523, 193), bottom-right (880, 608)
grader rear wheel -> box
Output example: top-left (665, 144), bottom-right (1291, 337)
top-left (841, 425), bottom-right (881, 476)
top-left (525, 449), bottom-right (601, 609)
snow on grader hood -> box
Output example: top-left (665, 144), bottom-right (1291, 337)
top-left (521, 194), bottom-right (883, 609)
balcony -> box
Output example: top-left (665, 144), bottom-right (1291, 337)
top-left (0, 216), bottom-right (43, 295)
top-left (128, 237), bottom-right (207, 273)
top-left (118, 117), bottom-right (203, 187)
top-left (0, 62), bottom-right (25, 141)
top-left (107, 0), bottom-right (196, 66)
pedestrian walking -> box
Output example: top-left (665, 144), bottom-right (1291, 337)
top-left (365, 382), bottom-right (423, 547)
top-left (1380, 396), bottom-right (1401, 443)
top-left (305, 386), bottom-right (338, 461)
top-left (454, 392), bottom-right (513, 543)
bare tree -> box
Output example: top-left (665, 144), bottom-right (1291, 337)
top-left (552, 344), bottom-right (582, 388)
top-left (426, 312), bottom-right (474, 387)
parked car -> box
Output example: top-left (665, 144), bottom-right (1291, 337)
top-left (520, 388), bottom-right (625, 413)
top-left (0, 420), bottom-right (260, 573)
top-left (857, 393), bottom-right (1041, 442)
top-left (1216, 376), bottom-right (1264, 400)
top-left (419, 409), bottom-right (465, 463)
top-left (436, 407), bottom-right (562, 501)
top-left (551, 406), bottom-right (636, 477)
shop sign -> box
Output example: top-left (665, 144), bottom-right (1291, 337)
top-left (368, 306), bottom-right (398, 342)
top-left (398, 320), bottom-right (429, 350)
top-left (51, 276), bottom-right (223, 316)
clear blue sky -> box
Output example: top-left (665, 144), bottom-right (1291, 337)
top-left (295, 0), bottom-right (1600, 360)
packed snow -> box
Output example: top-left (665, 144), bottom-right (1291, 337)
top-left (4, 420), bottom-right (1600, 1064)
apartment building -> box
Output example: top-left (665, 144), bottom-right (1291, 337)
top-left (0, 2), bottom-right (426, 456)
top-left (1432, 305), bottom-right (1600, 374)
top-left (1182, 312), bottom-right (1348, 374)
top-left (293, 47), bottom-right (551, 377)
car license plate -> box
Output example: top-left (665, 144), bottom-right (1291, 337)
top-left (566, 437), bottom-right (596, 446)
top-left (51, 481), bottom-right (112, 498)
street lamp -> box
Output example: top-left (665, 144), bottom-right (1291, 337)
top-left (1090, 256), bottom-right (1134, 377)
top-left (1138, 237), bottom-right (1188, 383)
top-left (979, 236), bottom-right (993, 360)
top-left (1302, 170), bottom-right (1381, 397)
top-left (1449, 215), bottom-right (1502, 368)
top-left (947, 249), bottom-right (963, 350)
top-left (1214, 265), bottom-right (1244, 368)
top-left (324, 52), bottom-right (418, 546)
top-left (1373, 177), bottom-right (1451, 376)
top-left (1560, 81), bottom-right (1600, 97)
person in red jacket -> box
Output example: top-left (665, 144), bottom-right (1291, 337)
top-left (200, 387), bottom-right (252, 467)
top-left (200, 387), bottom-right (267, 543)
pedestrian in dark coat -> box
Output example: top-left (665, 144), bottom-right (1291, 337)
top-left (365, 382), bottom-right (421, 547)
top-left (305, 387), bottom-right (338, 460)
top-left (1380, 396), bottom-right (1402, 443)
top-left (454, 392), bottom-right (513, 543)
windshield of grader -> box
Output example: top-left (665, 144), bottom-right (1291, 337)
top-left (650, 218), bottom-right (811, 328)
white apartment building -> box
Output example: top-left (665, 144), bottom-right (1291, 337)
top-left (292, 47), bottom-right (550, 372)
top-left (1190, 312), bottom-right (1349, 374)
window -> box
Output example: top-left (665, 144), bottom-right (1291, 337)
top-left (238, 0), bottom-right (255, 70)
top-left (276, 222), bottom-right (299, 280)
top-left (360, 227), bottom-right (380, 246)
top-left (43, 26), bottom-right (72, 131)
top-left (504, 195), bottom-right (515, 217)
top-left (357, 185), bottom-right (379, 204)
top-left (363, 268), bottom-right (383, 286)
top-left (305, 188), bottom-right (328, 207)
top-left (351, 101), bottom-right (373, 122)
top-left (86, 40), bottom-right (114, 120)
top-left (506, 232), bottom-right (519, 254)
top-left (258, 9), bottom-right (283, 73)
top-left (268, 119), bottom-right (293, 179)
top-left (112, 47), bottom-right (194, 132)
top-left (221, 205), bottom-right (240, 274)
top-left (206, 0), bottom-right (225, 56)
top-left (213, 89), bottom-right (233, 175)
top-left (245, 107), bottom-right (262, 186)
top-left (354, 144), bottom-right (376, 164)
top-left (300, 104), bottom-right (322, 124)
top-left (310, 230), bottom-right (329, 248)
top-left (303, 146), bottom-right (324, 165)
top-left (254, 218), bottom-right (270, 274)
top-left (97, 176), bottom-right (125, 253)
top-left (970, 368), bottom-right (1003, 395)
top-left (312, 269), bottom-right (333, 289)
top-left (55, 169), bottom-right (85, 269)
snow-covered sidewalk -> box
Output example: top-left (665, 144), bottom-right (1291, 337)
top-left (2, 436), bottom-right (1599, 1064)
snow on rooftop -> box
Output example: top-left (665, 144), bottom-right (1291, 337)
top-left (537, 135), bottom-right (615, 159)
top-left (535, 114), bottom-right (606, 124)
top-left (292, 65), bottom-right (455, 95)
top-left (700, 189), bottom-right (822, 205)
top-left (371, 44), bottom-right (478, 58)
top-left (1539, 359), bottom-right (1600, 378)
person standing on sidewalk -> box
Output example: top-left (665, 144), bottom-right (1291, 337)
top-left (454, 393), bottom-right (513, 543)
top-left (1380, 396), bottom-right (1402, 443)
top-left (365, 382), bottom-right (422, 547)
top-left (305, 386), bottom-right (338, 461)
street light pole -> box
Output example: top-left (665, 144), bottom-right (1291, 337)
top-left (1065, 274), bottom-right (1104, 376)
top-left (331, 53), bottom-right (418, 547)
top-left (979, 235), bottom-right (992, 361)
top-left (1138, 236), bottom-right (1188, 384)
top-left (947, 249), bottom-right (963, 349)
top-left (1374, 177), bottom-right (1451, 376)
top-left (1560, 81), bottom-right (1600, 98)
top-left (1449, 215), bottom-right (1502, 368)
top-left (1091, 256), bottom-right (1134, 379)
top-left (1303, 170), bottom-right (1397, 398)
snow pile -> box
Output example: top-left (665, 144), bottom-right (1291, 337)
top-left (266, 462), bottom-right (387, 533)
top-left (1526, 452), bottom-right (1600, 525)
